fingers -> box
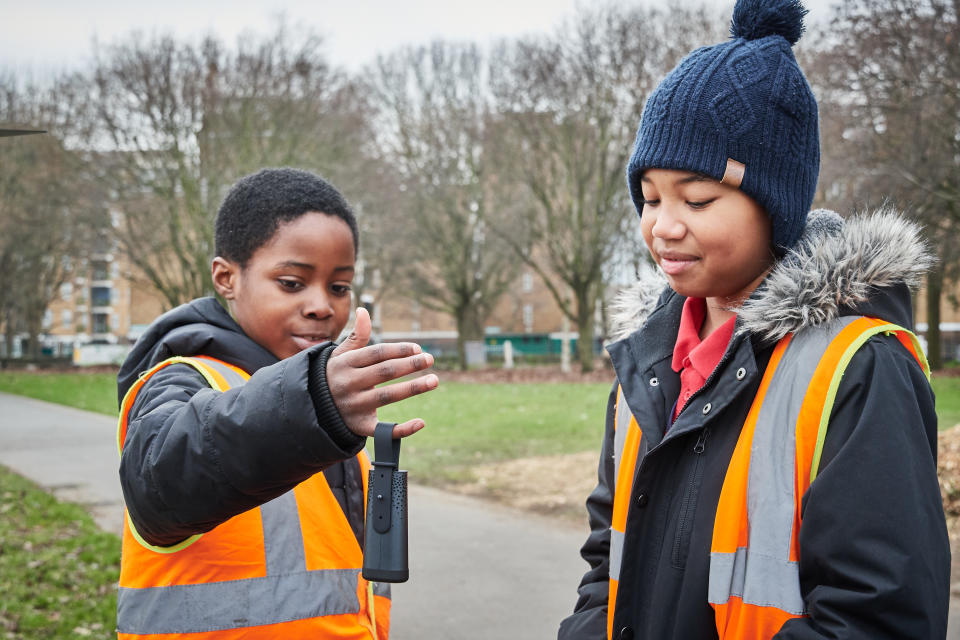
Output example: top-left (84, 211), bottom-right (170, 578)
top-left (340, 341), bottom-right (423, 368)
top-left (331, 308), bottom-right (371, 357)
top-left (336, 374), bottom-right (439, 419)
top-left (369, 374), bottom-right (439, 407)
top-left (391, 419), bottom-right (425, 438)
top-left (353, 352), bottom-right (435, 387)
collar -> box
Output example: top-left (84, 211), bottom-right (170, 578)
top-left (670, 297), bottom-right (737, 380)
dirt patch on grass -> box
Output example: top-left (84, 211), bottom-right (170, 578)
top-left (449, 451), bottom-right (599, 524)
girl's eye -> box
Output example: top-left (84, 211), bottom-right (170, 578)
top-left (641, 198), bottom-right (660, 207)
top-left (687, 199), bottom-right (716, 210)
top-left (278, 279), bottom-right (303, 291)
top-left (332, 284), bottom-right (352, 296)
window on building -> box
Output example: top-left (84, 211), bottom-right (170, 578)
top-left (93, 313), bottom-right (109, 334)
top-left (60, 282), bottom-right (73, 299)
top-left (91, 286), bottom-right (111, 307)
top-left (92, 261), bottom-right (109, 281)
top-left (62, 310), bottom-right (72, 329)
top-left (522, 272), bottom-right (534, 293)
top-left (42, 310), bottom-right (53, 330)
top-left (523, 304), bottom-right (534, 333)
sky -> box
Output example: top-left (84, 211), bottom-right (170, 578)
top-left (0, 0), bottom-right (837, 76)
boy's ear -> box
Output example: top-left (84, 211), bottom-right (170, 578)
top-left (211, 257), bottom-right (240, 300)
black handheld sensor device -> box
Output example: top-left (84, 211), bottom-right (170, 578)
top-left (362, 422), bottom-right (409, 583)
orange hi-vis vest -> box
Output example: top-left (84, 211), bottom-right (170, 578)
top-left (116, 355), bottom-right (390, 640)
top-left (607, 316), bottom-right (929, 640)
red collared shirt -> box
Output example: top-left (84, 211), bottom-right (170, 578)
top-left (671, 297), bottom-right (737, 422)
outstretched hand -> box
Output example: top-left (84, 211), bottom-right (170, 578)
top-left (326, 307), bottom-right (438, 438)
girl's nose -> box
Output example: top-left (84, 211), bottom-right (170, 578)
top-left (650, 206), bottom-right (686, 240)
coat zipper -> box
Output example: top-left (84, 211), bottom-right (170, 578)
top-left (672, 427), bottom-right (709, 568)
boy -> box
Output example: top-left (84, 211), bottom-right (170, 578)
top-left (558, 0), bottom-right (950, 638)
top-left (115, 167), bottom-right (437, 639)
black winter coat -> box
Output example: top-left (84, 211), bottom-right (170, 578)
top-left (116, 297), bottom-right (367, 547)
top-left (558, 211), bottom-right (950, 639)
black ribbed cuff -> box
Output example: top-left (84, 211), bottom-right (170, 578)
top-left (308, 343), bottom-right (365, 455)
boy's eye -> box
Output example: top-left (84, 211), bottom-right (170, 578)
top-left (641, 198), bottom-right (660, 207)
top-left (332, 284), bottom-right (352, 296)
top-left (278, 279), bottom-right (303, 291)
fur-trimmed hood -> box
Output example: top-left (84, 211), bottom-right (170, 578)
top-left (608, 208), bottom-right (933, 344)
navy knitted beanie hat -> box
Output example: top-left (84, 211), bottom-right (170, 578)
top-left (627, 0), bottom-right (819, 252)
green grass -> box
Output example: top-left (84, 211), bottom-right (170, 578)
top-left (932, 376), bottom-right (960, 430)
top-left (0, 371), bottom-right (116, 416)
top-left (379, 381), bottom-right (610, 483)
top-left (0, 466), bottom-right (120, 639)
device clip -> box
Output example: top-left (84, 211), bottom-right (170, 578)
top-left (370, 422), bottom-right (400, 534)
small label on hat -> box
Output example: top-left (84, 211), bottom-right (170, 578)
top-left (720, 159), bottom-right (745, 188)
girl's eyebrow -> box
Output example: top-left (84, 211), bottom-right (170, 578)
top-left (675, 173), bottom-right (715, 185)
top-left (640, 172), bottom-right (716, 185)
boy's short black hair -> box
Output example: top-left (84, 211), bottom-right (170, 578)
top-left (214, 167), bottom-right (359, 267)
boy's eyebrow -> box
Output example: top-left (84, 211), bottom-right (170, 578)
top-left (272, 260), bottom-right (355, 273)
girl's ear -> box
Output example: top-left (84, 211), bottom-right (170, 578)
top-left (211, 257), bottom-right (240, 300)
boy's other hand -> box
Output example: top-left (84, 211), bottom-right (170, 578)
top-left (327, 307), bottom-right (438, 438)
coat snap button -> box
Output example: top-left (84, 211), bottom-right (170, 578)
top-left (736, 367), bottom-right (746, 380)
top-left (702, 402), bottom-right (712, 415)
top-left (649, 377), bottom-right (659, 387)
top-left (619, 627), bottom-right (634, 640)
top-left (635, 493), bottom-right (649, 508)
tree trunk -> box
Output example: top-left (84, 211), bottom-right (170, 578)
top-left (455, 309), bottom-right (484, 371)
top-left (925, 266), bottom-right (943, 371)
top-left (576, 293), bottom-right (596, 373)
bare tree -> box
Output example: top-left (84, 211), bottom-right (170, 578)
top-left (368, 42), bottom-right (519, 368)
top-left (813, 0), bottom-right (959, 368)
top-left (490, 5), bottom-right (724, 371)
top-left (86, 22), bottom-right (374, 308)
top-left (0, 74), bottom-right (103, 359)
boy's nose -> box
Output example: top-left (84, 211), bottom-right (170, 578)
top-left (302, 291), bottom-right (334, 319)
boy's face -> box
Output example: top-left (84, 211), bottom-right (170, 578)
top-left (212, 212), bottom-right (355, 360)
top-left (639, 168), bottom-right (773, 306)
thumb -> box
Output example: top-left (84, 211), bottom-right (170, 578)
top-left (332, 307), bottom-right (371, 356)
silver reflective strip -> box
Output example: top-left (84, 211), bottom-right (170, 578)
top-left (372, 581), bottom-right (392, 598)
top-left (117, 568), bottom-right (361, 634)
top-left (609, 528), bottom-right (624, 581)
top-left (613, 388), bottom-right (632, 482)
top-left (709, 548), bottom-right (803, 615)
top-left (708, 317), bottom-right (857, 615)
top-left (196, 358), bottom-right (248, 388)
top-left (262, 490), bottom-right (306, 575)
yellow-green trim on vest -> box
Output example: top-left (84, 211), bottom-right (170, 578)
top-left (809, 324), bottom-right (928, 483)
top-left (116, 356), bottom-right (235, 554)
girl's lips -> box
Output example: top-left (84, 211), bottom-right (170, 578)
top-left (659, 255), bottom-right (699, 275)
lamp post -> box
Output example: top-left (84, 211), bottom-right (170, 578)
top-left (0, 127), bottom-right (45, 137)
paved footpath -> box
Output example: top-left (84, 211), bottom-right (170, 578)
top-left (0, 392), bottom-right (588, 639)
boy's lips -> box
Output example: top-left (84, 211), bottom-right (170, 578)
top-left (291, 334), bottom-right (331, 350)
top-left (657, 249), bottom-right (700, 276)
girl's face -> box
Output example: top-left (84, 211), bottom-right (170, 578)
top-left (639, 168), bottom-right (773, 307)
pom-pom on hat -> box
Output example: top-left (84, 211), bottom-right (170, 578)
top-left (627, 0), bottom-right (819, 253)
